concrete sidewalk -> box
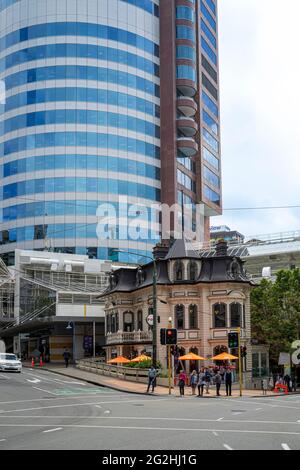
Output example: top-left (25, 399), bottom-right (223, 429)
top-left (25, 363), bottom-right (298, 398)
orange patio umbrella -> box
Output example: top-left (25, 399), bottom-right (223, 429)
top-left (211, 352), bottom-right (238, 361)
top-left (178, 352), bottom-right (207, 361)
top-left (130, 354), bottom-right (151, 363)
top-left (107, 356), bottom-right (130, 364)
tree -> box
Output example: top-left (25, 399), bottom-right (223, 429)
top-left (251, 269), bottom-right (300, 366)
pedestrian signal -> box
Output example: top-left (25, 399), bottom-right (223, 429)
top-left (228, 332), bottom-right (239, 349)
top-left (160, 328), bottom-right (166, 345)
top-left (166, 328), bottom-right (177, 345)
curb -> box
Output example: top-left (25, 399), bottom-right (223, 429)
top-left (23, 365), bottom-right (300, 399)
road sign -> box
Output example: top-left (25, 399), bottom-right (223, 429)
top-left (146, 314), bottom-right (154, 326)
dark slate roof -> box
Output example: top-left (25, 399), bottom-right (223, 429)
top-left (164, 238), bottom-right (201, 260)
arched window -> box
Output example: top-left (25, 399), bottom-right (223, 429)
top-left (174, 260), bottom-right (184, 281)
top-left (189, 304), bottom-right (198, 329)
top-left (189, 261), bottom-right (198, 281)
top-left (230, 303), bottom-right (242, 327)
top-left (175, 304), bottom-right (185, 330)
top-left (213, 303), bottom-right (227, 328)
top-left (123, 311), bottom-right (134, 332)
top-left (213, 345), bottom-right (228, 356)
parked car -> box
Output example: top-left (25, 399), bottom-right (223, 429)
top-left (0, 353), bottom-right (22, 372)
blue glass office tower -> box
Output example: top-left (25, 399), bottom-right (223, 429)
top-left (0, 0), bottom-right (221, 264)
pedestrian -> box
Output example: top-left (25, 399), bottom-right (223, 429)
top-left (147, 365), bottom-right (157, 393)
top-left (220, 366), bottom-right (225, 383)
top-left (190, 370), bottom-right (198, 396)
top-left (225, 368), bottom-right (233, 396)
top-left (62, 347), bottom-right (71, 368)
top-left (262, 378), bottom-right (268, 396)
top-left (178, 370), bottom-right (187, 397)
top-left (197, 368), bottom-right (206, 397)
top-left (284, 373), bottom-right (291, 391)
top-left (268, 376), bottom-right (274, 390)
top-left (204, 368), bottom-right (212, 394)
top-left (214, 370), bottom-right (222, 396)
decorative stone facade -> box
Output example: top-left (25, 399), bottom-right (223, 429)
top-left (102, 240), bottom-right (256, 385)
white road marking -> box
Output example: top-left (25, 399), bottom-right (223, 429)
top-left (104, 410), bottom-right (111, 415)
top-left (32, 387), bottom-right (58, 396)
top-left (281, 443), bottom-right (291, 450)
top-left (223, 444), bottom-right (234, 450)
top-left (0, 398), bottom-right (169, 414)
top-left (95, 405), bottom-right (102, 409)
top-left (0, 439), bottom-right (6, 442)
top-left (224, 398), bottom-right (300, 411)
top-left (0, 394), bottom-right (127, 406)
top-left (255, 408), bottom-right (263, 411)
top-left (1, 424), bottom-right (300, 436)
top-left (0, 374), bottom-right (10, 379)
top-left (217, 417), bottom-right (224, 421)
top-left (43, 427), bottom-right (63, 434)
top-left (212, 431), bottom-right (218, 437)
top-left (26, 378), bottom-right (41, 384)
top-left (1, 416), bottom-right (299, 427)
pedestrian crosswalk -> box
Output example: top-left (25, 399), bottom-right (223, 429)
top-left (51, 387), bottom-right (118, 396)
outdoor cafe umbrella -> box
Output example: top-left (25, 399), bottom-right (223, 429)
top-left (130, 354), bottom-right (151, 363)
top-left (211, 352), bottom-right (238, 361)
top-left (178, 352), bottom-right (207, 361)
top-left (107, 356), bottom-right (130, 364)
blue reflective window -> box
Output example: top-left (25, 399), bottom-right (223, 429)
top-left (2, 132), bottom-right (160, 159)
top-left (203, 146), bottom-right (219, 170)
top-left (203, 165), bottom-right (220, 188)
top-left (201, 37), bottom-right (217, 65)
top-left (204, 185), bottom-right (220, 205)
top-left (176, 45), bottom-right (196, 61)
top-left (4, 66), bottom-right (160, 98)
top-left (201, 19), bottom-right (217, 49)
top-left (2, 110), bottom-right (160, 139)
top-left (205, 0), bottom-right (216, 15)
top-left (3, 178), bottom-right (161, 202)
top-left (0, 43), bottom-right (159, 77)
top-left (176, 65), bottom-right (196, 81)
top-left (176, 6), bottom-right (195, 22)
top-left (0, 22), bottom-right (159, 57)
top-left (202, 110), bottom-right (218, 135)
top-left (202, 91), bottom-right (218, 117)
top-left (176, 25), bottom-right (195, 42)
top-left (201, 1), bottom-right (216, 31)
top-left (202, 128), bottom-right (219, 153)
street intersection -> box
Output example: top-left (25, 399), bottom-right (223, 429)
top-left (0, 369), bottom-right (299, 450)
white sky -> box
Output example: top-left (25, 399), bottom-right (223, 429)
top-left (211, 0), bottom-right (300, 238)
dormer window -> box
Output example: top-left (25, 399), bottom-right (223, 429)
top-left (174, 260), bottom-right (184, 281)
top-left (189, 261), bottom-right (198, 281)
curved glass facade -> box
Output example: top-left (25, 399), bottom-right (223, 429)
top-left (0, 0), bottom-right (161, 262)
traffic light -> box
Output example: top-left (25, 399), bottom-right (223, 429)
top-left (241, 346), bottom-right (247, 358)
top-left (160, 328), bottom-right (166, 345)
top-left (165, 328), bottom-right (177, 345)
top-left (228, 332), bottom-right (239, 349)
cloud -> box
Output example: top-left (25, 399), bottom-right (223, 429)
top-left (212, 0), bottom-right (300, 237)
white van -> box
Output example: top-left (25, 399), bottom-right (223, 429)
top-left (0, 353), bottom-right (22, 372)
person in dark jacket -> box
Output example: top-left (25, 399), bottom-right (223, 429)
top-left (63, 347), bottom-right (71, 368)
top-left (147, 366), bottom-right (157, 393)
top-left (225, 368), bottom-right (233, 396)
top-left (214, 371), bottom-right (222, 396)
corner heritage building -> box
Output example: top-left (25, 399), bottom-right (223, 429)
top-left (102, 240), bottom-right (255, 385)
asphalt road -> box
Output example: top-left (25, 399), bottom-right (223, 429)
top-left (0, 369), bottom-right (299, 450)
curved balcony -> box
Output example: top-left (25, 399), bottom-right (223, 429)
top-left (177, 96), bottom-right (197, 117)
top-left (106, 330), bottom-right (153, 345)
top-left (176, 79), bottom-right (197, 97)
top-left (177, 116), bottom-right (198, 137)
top-left (177, 137), bottom-right (198, 157)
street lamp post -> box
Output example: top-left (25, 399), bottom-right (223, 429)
top-left (111, 249), bottom-right (158, 368)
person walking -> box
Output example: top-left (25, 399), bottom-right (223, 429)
top-left (190, 370), bottom-right (198, 396)
top-left (214, 370), bottom-right (222, 396)
top-left (63, 347), bottom-right (71, 368)
top-left (204, 368), bottom-right (212, 394)
top-left (225, 368), bottom-right (233, 396)
top-left (178, 370), bottom-right (187, 397)
top-left (147, 365), bottom-right (157, 393)
top-left (262, 378), bottom-right (268, 396)
top-left (197, 369), bottom-right (206, 397)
